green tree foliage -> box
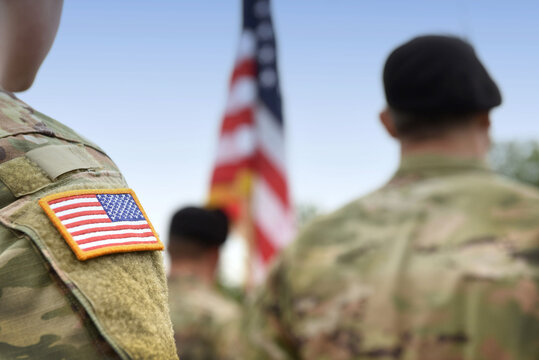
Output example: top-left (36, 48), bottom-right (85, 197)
top-left (489, 141), bottom-right (539, 187)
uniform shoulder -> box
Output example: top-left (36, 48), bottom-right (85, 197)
top-left (292, 187), bottom-right (391, 246)
top-left (380, 169), bottom-right (539, 220)
top-left (0, 92), bottom-right (120, 199)
top-left (486, 173), bottom-right (539, 200)
top-left (282, 191), bottom-right (386, 274)
top-left (433, 172), bottom-right (539, 226)
top-left (287, 172), bottom-right (539, 264)
top-left (168, 278), bottom-right (240, 326)
top-left (0, 91), bottom-right (104, 153)
top-left (424, 170), bottom-right (539, 201)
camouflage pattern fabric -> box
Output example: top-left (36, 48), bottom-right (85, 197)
top-left (242, 155), bottom-right (539, 360)
top-left (0, 90), bottom-right (178, 359)
top-left (168, 275), bottom-right (240, 360)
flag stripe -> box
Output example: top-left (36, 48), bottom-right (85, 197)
top-left (48, 195), bottom-right (96, 205)
top-left (51, 199), bottom-right (101, 211)
top-left (253, 223), bottom-right (276, 263)
top-left (58, 210), bottom-right (107, 221)
top-left (69, 221), bottom-right (150, 235)
top-left (256, 148), bottom-right (290, 207)
top-left (63, 217), bottom-right (112, 228)
top-left (225, 78), bottom-right (256, 115)
top-left (214, 124), bottom-right (256, 166)
top-left (256, 105), bottom-right (286, 173)
top-left (79, 237), bottom-right (158, 250)
top-left (230, 59), bottom-right (257, 86)
top-left (211, 158), bottom-right (254, 185)
top-left (55, 206), bottom-right (105, 217)
top-left (236, 31), bottom-right (256, 62)
top-left (73, 227), bottom-right (152, 241)
top-left (220, 108), bottom-right (254, 133)
top-left (76, 231), bottom-right (154, 245)
top-left (253, 177), bottom-right (294, 248)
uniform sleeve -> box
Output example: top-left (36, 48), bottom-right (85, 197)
top-left (0, 225), bottom-right (120, 359)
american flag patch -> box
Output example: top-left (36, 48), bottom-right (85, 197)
top-left (39, 189), bottom-right (163, 260)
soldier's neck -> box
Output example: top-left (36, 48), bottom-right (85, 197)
top-left (169, 260), bottom-right (217, 286)
top-left (399, 127), bottom-right (490, 161)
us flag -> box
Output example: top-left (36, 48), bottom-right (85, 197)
top-left (40, 190), bottom-right (163, 261)
top-left (208, 0), bottom-right (294, 280)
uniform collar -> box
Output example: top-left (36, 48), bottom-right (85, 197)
top-left (168, 273), bottom-right (215, 289)
top-left (393, 154), bottom-right (491, 179)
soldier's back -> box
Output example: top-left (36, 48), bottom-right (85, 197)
top-left (247, 156), bottom-right (539, 360)
top-left (168, 276), bottom-right (240, 360)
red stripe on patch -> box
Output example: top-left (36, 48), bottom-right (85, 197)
top-left (76, 231), bottom-right (155, 245)
top-left (48, 195), bottom-right (96, 205)
top-left (52, 201), bottom-right (101, 213)
top-left (70, 224), bottom-right (151, 237)
top-left (64, 218), bottom-right (112, 229)
top-left (82, 240), bottom-right (160, 252)
top-left (58, 210), bottom-right (107, 221)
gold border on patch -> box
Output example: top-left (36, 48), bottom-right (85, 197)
top-left (39, 188), bottom-right (163, 261)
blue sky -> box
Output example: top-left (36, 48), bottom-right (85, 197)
top-left (19, 0), bottom-right (539, 239)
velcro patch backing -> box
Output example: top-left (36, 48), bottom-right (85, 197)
top-left (39, 188), bottom-right (163, 260)
top-left (0, 157), bottom-right (52, 197)
top-left (26, 144), bottom-right (101, 179)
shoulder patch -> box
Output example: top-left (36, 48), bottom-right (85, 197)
top-left (39, 189), bottom-right (163, 260)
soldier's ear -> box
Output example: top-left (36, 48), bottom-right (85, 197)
top-left (475, 111), bottom-right (491, 130)
top-left (380, 108), bottom-right (399, 139)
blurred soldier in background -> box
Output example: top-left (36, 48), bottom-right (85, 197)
top-left (243, 35), bottom-right (539, 359)
top-left (168, 206), bottom-right (240, 360)
top-left (0, 1), bottom-right (177, 358)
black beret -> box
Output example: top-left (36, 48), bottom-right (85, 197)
top-left (383, 35), bottom-right (502, 115)
top-left (169, 206), bottom-right (229, 247)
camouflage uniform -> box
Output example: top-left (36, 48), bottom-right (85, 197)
top-left (0, 90), bottom-right (178, 359)
top-left (243, 155), bottom-right (539, 360)
top-left (168, 275), bottom-right (240, 360)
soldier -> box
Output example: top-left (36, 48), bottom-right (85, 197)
top-left (243, 35), bottom-right (539, 359)
top-left (167, 206), bottom-right (240, 360)
top-left (0, 1), bottom-right (177, 359)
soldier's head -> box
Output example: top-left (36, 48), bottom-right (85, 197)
top-left (0, 0), bottom-right (63, 92)
top-left (380, 35), bottom-right (501, 157)
top-left (168, 206), bottom-right (229, 278)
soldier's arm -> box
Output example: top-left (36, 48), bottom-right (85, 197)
top-left (0, 223), bottom-right (121, 359)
